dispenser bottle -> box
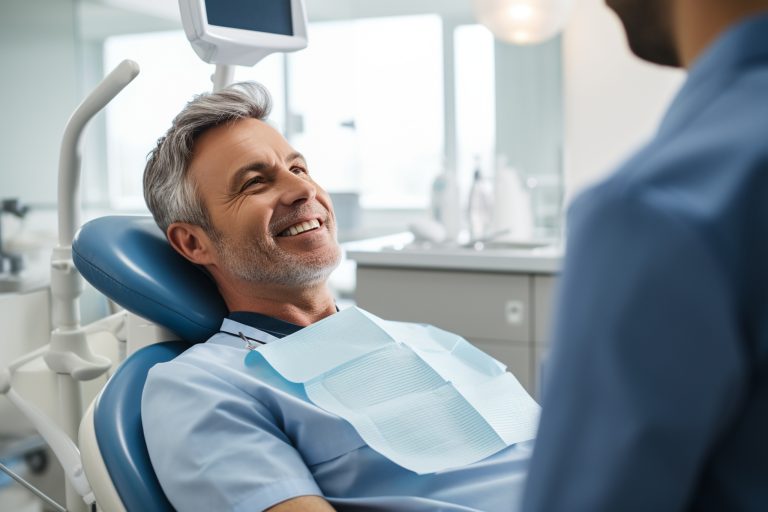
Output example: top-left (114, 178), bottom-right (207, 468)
top-left (430, 165), bottom-right (461, 243)
top-left (467, 157), bottom-right (494, 242)
top-left (492, 156), bottom-right (533, 240)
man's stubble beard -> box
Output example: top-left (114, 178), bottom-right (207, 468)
top-left (213, 226), bottom-right (342, 288)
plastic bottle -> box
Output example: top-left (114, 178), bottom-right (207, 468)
top-left (467, 157), bottom-right (494, 242)
top-left (430, 173), bottom-right (446, 225)
top-left (430, 166), bottom-right (461, 243)
top-left (492, 156), bottom-right (533, 240)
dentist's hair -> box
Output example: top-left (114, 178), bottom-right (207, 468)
top-left (143, 81), bottom-right (272, 237)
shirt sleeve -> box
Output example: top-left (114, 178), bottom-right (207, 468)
top-left (522, 184), bottom-right (748, 511)
top-left (141, 357), bottom-right (323, 512)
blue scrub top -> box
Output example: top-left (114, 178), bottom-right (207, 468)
top-left (522, 13), bottom-right (768, 511)
top-left (142, 311), bottom-right (532, 511)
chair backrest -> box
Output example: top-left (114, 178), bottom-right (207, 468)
top-left (81, 341), bottom-right (186, 512)
top-left (73, 215), bottom-right (228, 511)
top-left (73, 215), bottom-right (227, 341)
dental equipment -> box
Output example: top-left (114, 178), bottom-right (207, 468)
top-left (0, 198), bottom-right (31, 290)
top-left (1, 60), bottom-right (139, 512)
top-left (179, 0), bottom-right (308, 90)
top-left (3, 1), bottom-right (309, 508)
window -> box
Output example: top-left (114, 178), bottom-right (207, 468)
top-left (454, 24), bottom-right (496, 201)
top-left (287, 15), bottom-right (444, 209)
top-left (104, 16), bottom-right (444, 212)
top-left (100, 14), bottom-right (559, 237)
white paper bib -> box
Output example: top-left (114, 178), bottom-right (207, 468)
top-left (249, 307), bottom-right (540, 474)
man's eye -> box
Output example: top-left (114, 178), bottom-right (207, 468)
top-left (291, 166), bottom-right (308, 175)
top-left (241, 177), bottom-right (265, 191)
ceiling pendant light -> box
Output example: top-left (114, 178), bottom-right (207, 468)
top-left (473, 0), bottom-right (576, 45)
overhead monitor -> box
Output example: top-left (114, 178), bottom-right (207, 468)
top-left (179, 0), bottom-right (308, 66)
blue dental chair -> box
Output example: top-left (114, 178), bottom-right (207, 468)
top-left (72, 216), bottom-right (228, 512)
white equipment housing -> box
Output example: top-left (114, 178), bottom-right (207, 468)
top-left (179, 0), bottom-right (308, 66)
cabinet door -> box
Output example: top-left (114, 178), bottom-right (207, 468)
top-left (533, 275), bottom-right (557, 346)
top-left (356, 267), bottom-right (531, 343)
top-left (472, 338), bottom-right (533, 393)
top-left (533, 344), bottom-right (552, 399)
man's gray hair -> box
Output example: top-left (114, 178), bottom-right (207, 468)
top-left (143, 81), bottom-right (272, 236)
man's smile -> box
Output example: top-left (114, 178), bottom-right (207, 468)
top-left (277, 218), bottom-right (322, 237)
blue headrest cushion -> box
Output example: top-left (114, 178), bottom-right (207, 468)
top-left (72, 216), bottom-right (227, 343)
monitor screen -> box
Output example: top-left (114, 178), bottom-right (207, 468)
top-left (205, 0), bottom-right (294, 36)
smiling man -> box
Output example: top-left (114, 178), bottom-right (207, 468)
top-left (144, 88), bottom-right (340, 326)
top-left (140, 82), bottom-right (532, 512)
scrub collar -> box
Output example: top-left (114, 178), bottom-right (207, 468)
top-left (659, 12), bottom-right (768, 137)
top-left (227, 311), bottom-right (303, 339)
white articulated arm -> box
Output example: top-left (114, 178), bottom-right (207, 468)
top-left (49, 58), bottom-right (140, 512)
top-left (58, 59), bottom-right (140, 245)
top-left (0, 367), bottom-right (94, 506)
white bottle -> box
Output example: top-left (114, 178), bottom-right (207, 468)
top-left (492, 157), bottom-right (533, 240)
top-left (430, 168), bottom-right (460, 243)
top-left (467, 158), bottom-right (494, 242)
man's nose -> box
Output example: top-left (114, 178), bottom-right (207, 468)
top-left (277, 168), bottom-right (317, 206)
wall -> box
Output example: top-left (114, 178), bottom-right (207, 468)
top-left (495, 36), bottom-right (563, 235)
top-left (0, 0), bottom-right (567, 235)
top-left (562, 0), bottom-right (685, 203)
top-left (495, 36), bottom-right (563, 182)
top-left (0, 0), bottom-right (81, 207)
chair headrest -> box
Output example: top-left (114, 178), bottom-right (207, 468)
top-left (73, 216), bottom-right (227, 343)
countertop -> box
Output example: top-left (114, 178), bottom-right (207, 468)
top-left (344, 233), bottom-right (562, 274)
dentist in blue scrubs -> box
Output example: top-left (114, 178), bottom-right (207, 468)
top-left (523, 0), bottom-right (768, 510)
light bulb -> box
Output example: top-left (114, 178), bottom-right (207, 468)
top-left (507, 3), bottom-right (535, 22)
top-left (473, 0), bottom-right (575, 45)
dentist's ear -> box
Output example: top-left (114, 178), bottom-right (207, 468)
top-left (166, 222), bottom-right (217, 266)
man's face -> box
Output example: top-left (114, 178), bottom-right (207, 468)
top-left (189, 117), bottom-right (341, 288)
top-left (606, 0), bottom-right (681, 67)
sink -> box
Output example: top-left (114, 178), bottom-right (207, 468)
top-left (472, 240), bottom-right (553, 250)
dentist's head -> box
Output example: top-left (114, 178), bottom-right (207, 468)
top-left (143, 82), bottom-right (340, 319)
top-left (606, 0), bottom-right (768, 68)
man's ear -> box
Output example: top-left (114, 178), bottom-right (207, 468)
top-left (166, 222), bottom-right (217, 266)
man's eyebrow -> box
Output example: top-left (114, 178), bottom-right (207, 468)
top-left (229, 161), bottom-right (269, 192)
top-left (286, 151), bottom-right (306, 164)
top-left (228, 152), bottom-right (307, 192)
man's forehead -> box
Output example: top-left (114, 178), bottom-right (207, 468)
top-left (198, 117), bottom-right (286, 154)
top-left (190, 118), bottom-right (296, 178)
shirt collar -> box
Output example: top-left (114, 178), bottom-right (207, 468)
top-left (658, 12), bottom-right (768, 137)
top-left (227, 311), bottom-right (304, 338)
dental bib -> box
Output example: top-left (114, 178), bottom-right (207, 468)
top-left (247, 307), bottom-right (540, 474)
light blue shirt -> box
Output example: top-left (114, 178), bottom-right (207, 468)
top-left (523, 13), bottom-right (768, 512)
top-left (142, 313), bottom-right (532, 511)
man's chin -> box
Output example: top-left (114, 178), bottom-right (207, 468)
top-left (272, 263), bottom-right (339, 288)
top-left (216, 234), bottom-right (341, 288)
top-left (268, 248), bottom-right (341, 286)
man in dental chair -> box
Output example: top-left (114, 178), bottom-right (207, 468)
top-left (141, 82), bottom-right (534, 512)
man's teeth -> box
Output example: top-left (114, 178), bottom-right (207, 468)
top-left (280, 219), bottom-right (321, 237)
